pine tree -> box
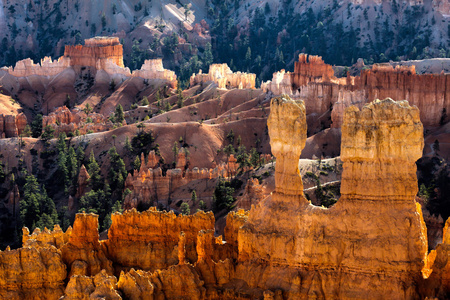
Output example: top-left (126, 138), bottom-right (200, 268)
top-left (204, 42), bottom-right (213, 68)
top-left (41, 125), bottom-right (55, 143)
top-left (57, 133), bottom-right (69, 192)
top-left (31, 114), bottom-right (43, 138)
top-left (87, 151), bottom-right (102, 190)
top-left (141, 96), bottom-right (149, 106)
top-left (191, 190), bottom-right (197, 205)
top-left (108, 147), bottom-right (127, 191)
top-left (177, 85), bottom-right (184, 108)
top-left (133, 155), bottom-right (141, 170)
top-left (115, 104), bottom-right (124, 124)
top-left (181, 202), bottom-right (190, 215)
top-left (20, 175), bottom-right (58, 230)
top-left (250, 148), bottom-right (260, 168)
top-left (125, 136), bottom-right (134, 153)
top-left (67, 146), bottom-right (78, 184)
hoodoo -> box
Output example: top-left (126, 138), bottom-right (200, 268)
top-left (64, 37), bottom-right (125, 69)
top-left (237, 96), bottom-right (428, 298)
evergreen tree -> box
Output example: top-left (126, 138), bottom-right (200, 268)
top-left (31, 114), bottom-right (43, 138)
top-left (56, 133), bottom-right (69, 191)
top-left (67, 146), bottom-right (78, 184)
top-left (87, 151), bottom-right (103, 190)
top-left (115, 104), bottom-right (124, 124)
top-left (41, 125), bottom-right (55, 143)
top-left (20, 175), bottom-right (58, 230)
top-left (0, 162), bottom-right (5, 184)
top-left (133, 155), bottom-right (141, 170)
top-left (141, 96), bottom-right (149, 106)
top-left (76, 146), bottom-right (85, 168)
top-left (125, 136), bottom-right (134, 153)
top-left (249, 148), bottom-right (260, 168)
top-left (108, 147), bottom-right (127, 191)
top-left (181, 202), bottom-right (190, 215)
top-left (191, 190), bottom-right (197, 205)
top-left (172, 142), bottom-right (179, 164)
top-left (204, 42), bottom-right (213, 68)
top-left (177, 84), bottom-right (184, 108)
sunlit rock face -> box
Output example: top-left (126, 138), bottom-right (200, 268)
top-left (237, 96), bottom-right (428, 299)
top-left (190, 63), bottom-right (256, 89)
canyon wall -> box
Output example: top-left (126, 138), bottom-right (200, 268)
top-left (190, 63), bottom-right (256, 89)
top-left (263, 53), bottom-right (450, 128)
top-left (103, 208), bottom-right (215, 273)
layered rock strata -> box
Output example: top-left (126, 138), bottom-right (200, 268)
top-left (262, 53), bottom-right (450, 128)
top-left (190, 63), bottom-right (255, 89)
top-left (237, 97), bottom-right (428, 298)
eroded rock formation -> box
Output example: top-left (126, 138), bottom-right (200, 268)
top-left (190, 63), bottom-right (255, 89)
top-left (237, 97), bottom-right (428, 298)
top-left (64, 37), bottom-right (124, 69)
top-left (123, 156), bottom-right (237, 210)
top-left (42, 106), bottom-right (115, 136)
top-left (103, 208), bottom-right (215, 272)
top-left (131, 59), bottom-right (178, 88)
top-left (0, 112), bottom-right (27, 138)
top-left (262, 53), bottom-right (450, 128)
top-left (3, 38), bottom-right (177, 87)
